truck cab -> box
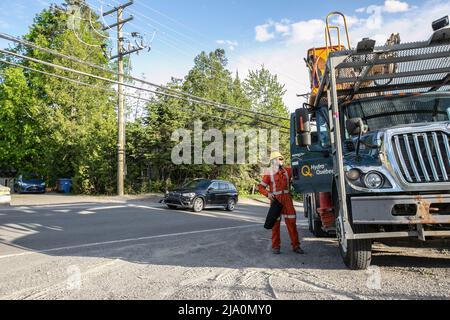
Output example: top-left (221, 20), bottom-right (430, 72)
top-left (290, 105), bottom-right (335, 236)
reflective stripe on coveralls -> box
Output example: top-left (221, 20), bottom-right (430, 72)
top-left (269, 170), bottom-right (290, 196)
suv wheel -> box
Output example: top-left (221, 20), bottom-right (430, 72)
top-left (192, 197), bottom-right (204, 213)
top-left (226, 198), bottom-right (236, 211)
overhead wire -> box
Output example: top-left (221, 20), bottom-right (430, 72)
top-left (26, 2), bottom-right (293, 122)
top-left (0, 48), bottom-right (289, 131)
top-left (93, 0), bottom-right (204, 57)
top-left (134, 0), bottom-right (212, 43)
top-left (0, 32), bottom-right (289, 122)
top-left (0, 58), bottom-right (288, 133)
top-left (108, 0), bottom-right (303, 87)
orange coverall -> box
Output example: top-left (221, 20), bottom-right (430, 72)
top-left (258, 167), bottom-right (300, 251)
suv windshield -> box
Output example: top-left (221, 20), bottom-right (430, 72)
top-left (344, 93), bottom-right (450, 131)
top-left (183, 180), bottom-right (211, 189)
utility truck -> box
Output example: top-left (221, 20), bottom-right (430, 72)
top-left (291, 13), bottom-right (450, 269)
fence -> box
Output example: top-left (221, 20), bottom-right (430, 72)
top-left (0, 178), bottom-right (15, 191)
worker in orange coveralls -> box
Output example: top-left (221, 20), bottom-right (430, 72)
top-left (258, 152), bottom-right (304, 255)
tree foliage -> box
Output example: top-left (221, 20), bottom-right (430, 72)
top-left (0, 1), bottom-right (292, 195)
top-left (0, 0), bottom-right (117, 194)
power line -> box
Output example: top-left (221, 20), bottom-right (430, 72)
top-left (0, 32), bottom-right (289, 122)
top-left (134, 0), bottom-right (212, 43)
top-left (95, 0), bottom-right (215, 64)
top-left (51, 0), bottom-right (303, 91)
top-left (0, 48), bottom-right (288, 130)
top-left (106, 0), bottom-right (303, 87)
top-left (106, 0), bottom-right (209, 50)
top-left (99, 0), bottom-right (303, 92)
top-left (0, 58), bottom-right (288, 134)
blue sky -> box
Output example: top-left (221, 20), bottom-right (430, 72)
top-left (1, 0), bottom-right (448, 110)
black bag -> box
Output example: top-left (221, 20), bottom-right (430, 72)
top-left (264, 199), bottom-right (283, 230)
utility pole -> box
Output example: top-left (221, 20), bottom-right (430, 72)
top-left (102, 0), bottom-right (148, 196)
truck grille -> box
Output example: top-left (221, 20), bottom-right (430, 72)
top-left (392, 132), bottom-right (450, 183)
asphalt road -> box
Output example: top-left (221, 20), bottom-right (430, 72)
top-left (0, 197), bottom-right (449, 300)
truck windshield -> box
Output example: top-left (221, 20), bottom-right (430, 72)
top-left (344, 93), bottom-right (450, 131)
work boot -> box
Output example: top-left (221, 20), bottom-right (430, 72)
top-left (272, 248), bottom-right (281, 255)
top-left (293, 247), bottom-right (305, 254)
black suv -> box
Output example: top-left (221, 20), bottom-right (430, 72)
top-left (163, 179), bottom-right (239, 212)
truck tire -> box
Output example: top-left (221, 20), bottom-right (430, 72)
top-left (308, 193), bottom-right (327, 238)
top-left (338, 222), bottom-right (372, 270)
top-left (305, 195), bottom-right (313, 232)
top-left (310, 214), bottom-right (328, 238)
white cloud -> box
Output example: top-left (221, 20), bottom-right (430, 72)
top-left (216, 40), bottom-right (239, 51)
top-left (366, 5), bottom-right (384, 29)
top-left (384, 0), bottom-right (410, 13)
top-left (359, 0), bottom-right (410, 15)
top-left (255, 20), bottom-right (292, 42)
top-left (275, 20), bottom-right (291, 36)
top-left (290, 19), bottom-right (325, 44)
top-left (255, 24), bottom-right (275, 42)
top-left (331, 15), bottom-right (363, 29)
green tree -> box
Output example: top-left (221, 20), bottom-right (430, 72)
top-left (0, 0), bottom-right (117, 194)
top-left (243, 66), bottom-right (291, 162)
top-left (243, 66), bottom-right (288, 117)
top-left (0, 67), bottom-right (45, 173)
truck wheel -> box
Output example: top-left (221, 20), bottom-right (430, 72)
top-left (308, 193), bottom-right (327, 238)
top-left (305, 195), bottom-right (313, 232)
top-left (310, 214), bottom-right (328, 238)
top-left (338, 219), bottom-right (372, 270)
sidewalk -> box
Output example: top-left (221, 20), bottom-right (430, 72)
top-left (10, 193), bottom-right (163, 207)
top-left (240, 196), bottom-right (303, 207)
top-left (10, 193), bottom-right (303, 208)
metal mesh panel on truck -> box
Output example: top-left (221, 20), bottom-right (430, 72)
top-left (329, 41), bottom-right (450, 100)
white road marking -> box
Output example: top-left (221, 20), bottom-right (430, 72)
top-left (0, 224), bottom-right (262, 260)
top-left (128, 204), bottom-right (166, 212)
top-left (90, 205), bottom-right (128, 211)
top-left (0, 203), bottom-right (118, 212)
top-left (78, 211), bottom-right (96, 215)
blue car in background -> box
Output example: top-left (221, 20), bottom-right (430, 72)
top-left (14, 174), bottom-right (46, 194)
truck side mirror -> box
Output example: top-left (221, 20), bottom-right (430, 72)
top-left (295, 108), bottom-right (312, 147)
top-left (346, 118), bottom-right (365, 136)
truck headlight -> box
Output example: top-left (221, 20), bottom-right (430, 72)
top-left (182, 193), bottom-right (196, 198)
top-left (364, 172), bottom-right (384, 189)
top-left (346, 169), bottom-right (361, 181)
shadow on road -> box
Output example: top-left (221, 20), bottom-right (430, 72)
top-left (372, 253), bottom-right (450, 268)
top-left (0, 200), bottom-right (449, 271)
